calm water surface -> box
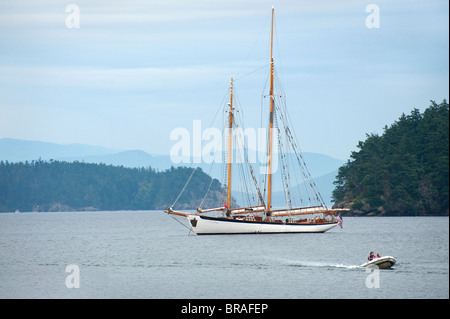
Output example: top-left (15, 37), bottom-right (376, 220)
top-left (0, 211), bottom-right (448, 299)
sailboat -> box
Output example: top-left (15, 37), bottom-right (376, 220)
top-left (165, 8), bottom-right (348, 235)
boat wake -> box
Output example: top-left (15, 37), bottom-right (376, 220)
top-left (284, 260), bottom-right (360, 270)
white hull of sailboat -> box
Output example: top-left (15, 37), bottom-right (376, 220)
top-left (186, 215), bottom-right (338, 235)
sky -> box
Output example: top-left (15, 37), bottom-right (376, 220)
top-left (0, 0), bottom-right (448, 161)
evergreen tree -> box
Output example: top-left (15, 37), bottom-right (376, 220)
top-left (332, 100), bottom-right (449, 216)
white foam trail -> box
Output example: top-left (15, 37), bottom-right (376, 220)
top-left (283, 259), bottom-right (360, 270)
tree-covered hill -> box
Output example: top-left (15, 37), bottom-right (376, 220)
top-left (332, 100), bottom-right (449, 216)
top-left (0, 160), bottom-right (223, 212)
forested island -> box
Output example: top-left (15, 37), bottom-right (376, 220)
top-left (0, 161), bottom-right (223, 212)
top-left (332, 100), bottom-right (449, 216)
top-left (1, 101), bottom-right (448, 216)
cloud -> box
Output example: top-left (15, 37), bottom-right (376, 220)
top-left (0, 65), bottom-right (230, 92)
top-left (0, 0), bottom-right (265, 30)
top-left (0, 0), bottom-right (448, 159)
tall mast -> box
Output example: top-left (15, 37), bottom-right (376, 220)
top-left (226, 77), bottom-right (234, 215)
top-left (267, 7), bottom-right (275, 216)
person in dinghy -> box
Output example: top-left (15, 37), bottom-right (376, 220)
top-left (368, 252), bottom-right (383, 261)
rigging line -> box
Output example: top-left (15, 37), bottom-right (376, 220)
top-left (236, 147), bottom-right (251, 206)
top-left (198, 171), bottom-right (215, 208)
top-left (274, 72), bottom-right (326, 206)
top-left (171, 167), bottom-right (197, 208)
top-left (169, 214), bottom-right (193, 233)
top-left (272, 76), bottom-right (326, 208)
top-left (284, 126), bottom-right (315, 203)
top-left (285, 128), bottom-right (304, 206)
top-left (237, 110), bottom-right (267, 207)
top-left (274, 105), bottom-right (292, 211)
top-left (290, 131), bottom-right (326, 206)
top-left (222, 116), bottom-right (231, 207)
top-left (260, 70), bottom-right (270, 131)
top-left (276, 83), bottom-right (303, 208)
top-left (235, 10), bottom-right (271, 80)
top-left (220, 103), bottom-right (227, 209)
top-left (234, 101), bottom-right (265, 206)
top-left (274, 106), bottom-right (292, 212)
top-left (277, 111), bottom-right (299, 206)
top-left (258, 68), bottom-right (271, 196)
top-left (241, 138), bottom-right (257, 206)
top-left (273, 14), bottom-right (286, 90)
top-left (233, 106), bottom-right (252, 207)
top-left (232, 90), bottom-right (266, 207)
top-left (199, 127), bottom-right (224, 209)
top-left (199, 111), bottom-right (227, 208)
top-left (171, 86), bottom-right (229, 208)
top-left (234, 64), bottom-right (269, 82)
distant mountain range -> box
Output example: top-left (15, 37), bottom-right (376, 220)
top-left (0, 138), bottom-right (345, 207)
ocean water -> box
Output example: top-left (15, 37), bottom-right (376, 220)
top-left (0, 211), bottom-right (448, 299)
